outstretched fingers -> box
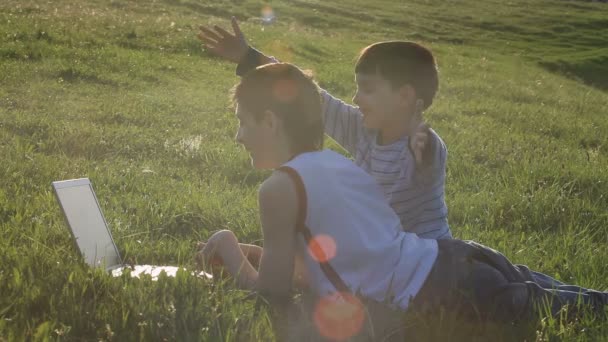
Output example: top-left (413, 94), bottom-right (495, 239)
top-left (197, 18), bottom-right (249, 63)
top-left (198, 26), bottom-right (221, 43)
top-left (198, 34), bottom-right (218, 47)
top-left (213, 25), bottom-right (234, 39)
top-left (231, 16), bottom-right (244, 39)
top-left (198, 31), bottom-right (223, 56)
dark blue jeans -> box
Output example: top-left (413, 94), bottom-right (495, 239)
top-left (523, 266), bottom-right (600, 294)
top-left (412, 239), bottom-right (608, 322)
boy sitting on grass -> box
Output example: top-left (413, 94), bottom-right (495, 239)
top-left (198, 18), bottom-right (452, 240)
top-left (196, 62), bottom-right (607, 341)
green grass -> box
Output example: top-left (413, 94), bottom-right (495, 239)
top-left (1, 0), bottom-right (607, 340)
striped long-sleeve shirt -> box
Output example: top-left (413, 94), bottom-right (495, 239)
top-left (321, 90), bottom-right (452, 239)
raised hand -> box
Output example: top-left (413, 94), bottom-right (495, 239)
top-left (409, 122), bottom-right (431, 166)
top-left (198, 16), bottom-right (249, 64)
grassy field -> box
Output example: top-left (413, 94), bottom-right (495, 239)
top-left (1, 0), bottom-right (607, 340)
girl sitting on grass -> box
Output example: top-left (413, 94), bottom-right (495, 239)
top-left (196, 62), bottom-right (607, 341)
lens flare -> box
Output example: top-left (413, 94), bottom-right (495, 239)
top-left (313, 292), bottom-right (365, 341)
top-left (272, 78), bottom-right (298, 103)
top-left (261, 5), bottom-right (275, 24)
top-left (307, 234), bottom-right (337, 263)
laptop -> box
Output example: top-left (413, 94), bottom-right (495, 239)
top-left (52, 178), bottom-right (211, 280)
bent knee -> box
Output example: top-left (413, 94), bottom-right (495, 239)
top-left (211, 229), bottom-right (238, 246)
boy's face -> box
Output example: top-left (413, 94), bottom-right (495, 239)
top-left (353, 72), bottom-right (410, 130)
top-left (235, 104), bottom-right (277, 169)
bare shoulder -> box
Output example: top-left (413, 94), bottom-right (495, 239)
top-left (258, 170), bottom-right (298, 217)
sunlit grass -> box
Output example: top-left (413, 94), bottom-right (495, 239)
top-left (0, 0), bottom-right (606, 340)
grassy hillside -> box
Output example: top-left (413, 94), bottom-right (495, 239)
top-left (0, 0), bottom-right (607, 340)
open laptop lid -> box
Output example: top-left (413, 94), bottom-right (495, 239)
top-left (52, 178), bottom-right (123, 271)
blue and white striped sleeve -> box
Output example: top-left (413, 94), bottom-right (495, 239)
top-left (320, 89), bottom-right (363, 156)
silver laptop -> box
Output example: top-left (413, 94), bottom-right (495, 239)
top-left (52, 178), bottom-right (211, 280)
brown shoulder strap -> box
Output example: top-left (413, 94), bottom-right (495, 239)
top-left (277, 166), bottom-right (351, 294)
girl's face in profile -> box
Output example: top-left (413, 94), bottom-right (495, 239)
top-left (234, 104), bottom-right (278, 169)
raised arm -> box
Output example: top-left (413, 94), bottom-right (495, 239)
top-left (197, 18), bottom-right (363, 156)
top-left (197, 17), bottom-right (273, 70)
top-left (319, 90), bottom-right (362, 156)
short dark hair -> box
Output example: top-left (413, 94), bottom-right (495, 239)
top-left (355, 41), bottom-right (438, 110)
top-left (233, 63), bottom-right (324, 153)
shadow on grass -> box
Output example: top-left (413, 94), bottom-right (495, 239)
top-left (56, 67), bottom-right (119, 87)
top-left (539, 56), bottom-right (608, 91)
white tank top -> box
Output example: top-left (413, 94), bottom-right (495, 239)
top-left (281, 150), bottom-right (438, 310)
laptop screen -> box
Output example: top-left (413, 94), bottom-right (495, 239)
top-left (53, 179), bottom-right (122, 270)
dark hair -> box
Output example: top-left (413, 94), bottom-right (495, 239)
top-left (233, 63), bottom-right (324, 153)
top-left (355, 41), bottom-right (438, 110)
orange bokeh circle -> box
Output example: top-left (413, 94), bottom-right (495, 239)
top-left (272, 78), bottom-right (298, 103)
top-left (307, 234), bottom-right (337, 263)
top-left (313, 292), bottom-right (366, 341)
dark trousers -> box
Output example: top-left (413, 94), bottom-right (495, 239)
top-left (285, 240), bottom-right (607, 341)
top-left (412, 239), bottom-right (608, 322)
